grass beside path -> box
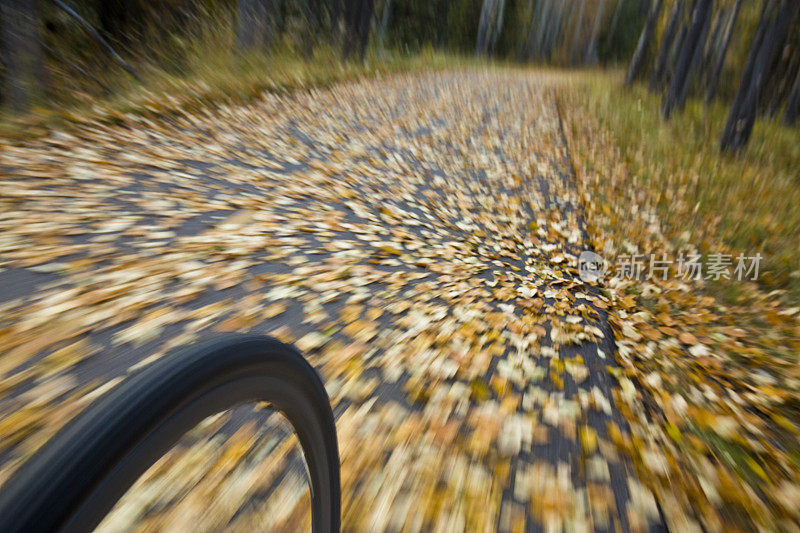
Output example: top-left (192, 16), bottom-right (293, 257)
top-left (0, 47), bottom-right (478, 142)
top-left (570, 70), bottom-right (800, 302)
top-left (564, 71), bottom-right (800, 531)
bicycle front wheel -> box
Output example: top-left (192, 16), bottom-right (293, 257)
top-left (0, 334), bottom-right (340, 533)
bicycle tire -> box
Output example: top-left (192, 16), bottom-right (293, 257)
top-left (0, 334), bottom-right (340, 533)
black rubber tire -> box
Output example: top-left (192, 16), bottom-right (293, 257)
top-left (0, 334), bottom-right (340, 533)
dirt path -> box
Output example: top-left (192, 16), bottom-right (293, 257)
top-left (0, 70), bottom-right (664, 531)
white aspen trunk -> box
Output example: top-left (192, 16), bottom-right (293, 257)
top-left (489, 0), bottom-right (506, 54)
top-left (569, 0), bottom-right (588, 64)
top-left (586, 0), bottom-right (607, 65)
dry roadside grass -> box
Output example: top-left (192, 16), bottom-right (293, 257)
top-left (4, 59), bottom-right (800, 529)
top-left (571, 71), bottom-right (800, 302)
top-left (0, 44), bottom-right (479, 142)
top-left (564, 71), bottom-right (800, 531)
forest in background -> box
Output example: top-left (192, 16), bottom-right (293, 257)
top-left (2, 4), bottom-right (800, 531)
top-left (0, 1), bottom-right (658, 110)
top-left (1, 0), bottom-right (798, 150)
top-left (0, 0), bottom-right (646, 111)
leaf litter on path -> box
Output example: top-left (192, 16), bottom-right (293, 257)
top-left (2, 69), bottom-right (774, 531)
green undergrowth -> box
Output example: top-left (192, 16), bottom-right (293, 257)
top-left (571, 70), bottom-right (800, 303)
top-left (0, 44), bottom-right (479, 142)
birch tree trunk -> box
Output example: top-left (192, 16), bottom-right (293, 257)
top-left (585, 0), bottom-right (607, 65)
top-left (607, 0), bottom-right (624, 44)
top-left (378, 0), bottom-right (391, 50)
top-left (721, 0), bottom-right (797, 150)
top-left (536, 0), bottom-right (555, 60)
top-left (542, 0), bottom-right (561, 61)
top-left (705, 0), bottom-right (742, 103)
top-left (236, 0), bottom-right (272, 52)
top-left (0, 0), bottom-right (43, 112)
top-left (762, 46), bottom-right (794, 118)
top-left (783, 64), bottom-right (800, 125)
top-left (489, 0), bottom-right (506, 54)
top-left (476, 0), bottom-right (494, 55)
top-left (569, 0), bottom-right (587, 65)
top-left (681, 0), bottom-right (713, 104)
top-left (661, 0), bottom-right (713, 118)
top-left (701, 5), bottom-right (727, 77)
top-left (626, 0), bottom-right (664, 85)
top-left (523, 0), bottom-right (539, 60)
top-left (356, 0), bottom-right (375, 60)
top-left (650, 0), bottom-right (684, 91)
top-left (303, 0), bottom-right (322, 56)
top-left (436, 0), bottom-right (449, 47)
top-left (720, 0), bottom-right (773, 146)
top-left (330, 0), bottom-right (342, 41)
top-left (343, 0), bottom-right (374, 60)
top-left (548, 0), bottom-right (570, 61)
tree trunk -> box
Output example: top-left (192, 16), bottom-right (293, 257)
top-left (607, 0), bottom-right (624, 44)
top-left (436, 0), bottom-right (449, 48)
top-left (585, 0), bottom-right (606, 65)
top-left (661, 0), bottom-right (713, 118)
top-left (551, 0), bottom-right (572, 61)
top-left (701, 5), bottom-right (726, 77)
top-left (543, 0), bottom-right (562, 61)
top-left (626, 0), bottom-right (664, 85)
top-left (569, 0), bottom-right (587, 65)
top-left (378, 0), bottom-right (391, 49)
top-left (650, 0), bottom-right (684, 91)
top-left (523, 0), bottom-right (540, 60)
top-left (356, 0), bottom-right (374, 60)
top-left (705, 0), bottom-right (742, 103)
top-left (680, 0), bottom-right (712, 104)
top-left (476, 0), bottom-right (493, 55)
top-left (763, 43), bottom-right (795, 117)
top-left (303, 0), bottom-right (322, 56)
top-left (721, 0), bottom-right (797, 150)
top-left (522, 0), bottom-right (534, 58)
top-left (476, 0), bottom-right (505, 57)
top-left (0, 0), bottom-right (43, 112)
top-left (236, 0), bottom-right (272, 52)
top-left (720, 0), bottom-right (773, 146)
top-left (783, 64), bottom-right (800, 125)
top-left (96, 0), bottom-right (141, 48)
top-left (537, 0), bottom-right (556, 60)
top-left (489, 0), bottom-right (506, 54)
top-left (329, 0), bottom-right (342, 40)
top-left (343, 0), bottom-right (373, 60)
